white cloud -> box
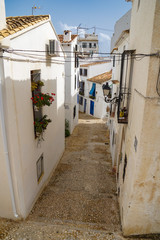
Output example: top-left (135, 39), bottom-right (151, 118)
top-left (60, 22), bottom-right (77, 31)
top-left (99, 33), bottom-right (111, 42)
top-left (59, 22), bottom-right (85, 36)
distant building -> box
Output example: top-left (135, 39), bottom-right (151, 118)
top-left (78, 33), bottom-right (98, 57)
top-left (58, 31), bottom-right (79, 134)
top-left (79, 61), bottom-right (112, 118)
top-left (110, 9), bottom-right (131, 52)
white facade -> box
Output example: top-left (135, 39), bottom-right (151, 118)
top-left (109, 30), bottom-right (130, 168)
top-left (59, 31), bottom-right (79, 134)
top-left (0, 12), bottom-right (65, 219)
top-left (109, 0), bottom-right (160, 236)
top-left (79, 61), bottom-right (111, 118)
top-left (110, 10), bottom-right (131, 52)
top-left (78, 33), bottom-right (98, 56)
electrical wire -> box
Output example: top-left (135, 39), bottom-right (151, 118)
top-left (0, 48), bottom-right (159, 65)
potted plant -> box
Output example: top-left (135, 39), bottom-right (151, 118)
top-left (34, 115), bottom-right (52, 139)
top-left (31, 92), bottom-right (55, 110)
top-left (31, 80), bottom-right (44, 91)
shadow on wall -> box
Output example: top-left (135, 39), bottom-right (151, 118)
top-left (1, 75), bottom-right (65, 218)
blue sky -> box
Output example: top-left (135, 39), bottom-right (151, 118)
top-left (5, 0), bottom-right (132, 53)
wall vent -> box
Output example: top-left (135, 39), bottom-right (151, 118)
top-left (36, 153), bottom-right (44, 183)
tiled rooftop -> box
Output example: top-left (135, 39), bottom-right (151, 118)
top-left (0, 15), bottom-right (49, 40)
top-left (80, 61), bottom-right (110, 67)
top-left (58, 34), bottom-right (78, 43)
top-left (87, 70), bottom-right (112, 84)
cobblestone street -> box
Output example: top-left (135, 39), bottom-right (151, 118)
top-left (0, 113), bottom-right (160, 240)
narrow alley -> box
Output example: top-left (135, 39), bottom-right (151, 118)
top-left (0, 113), bottom-right (159, 240)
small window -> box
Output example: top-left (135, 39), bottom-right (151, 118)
top-left (73, 105), bottom-right (76, 119)
top-left (79, 96), bottom-right (83, 105)
top-left (89, 43), bottom-right (92, 48)
top-left (82, 43), bottom-right (87, 48)
top-left (80, 68), bottom-right (82, 76)
top-left (84, 69), bottom-right (87, 76)
top-left (94, 43), bottom-right (96, 48)
top-left (36, 154), bottom-right (44, 183)
top-left (75, 75), bottom-right (77, 90)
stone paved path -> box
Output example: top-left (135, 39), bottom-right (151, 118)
top-left (0, 113), bottom-right (160, 240)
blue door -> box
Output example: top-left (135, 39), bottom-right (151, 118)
top-left (90, 100), bottom-right (94, 115)
top-left (84, 99), bottom-right (87, 113)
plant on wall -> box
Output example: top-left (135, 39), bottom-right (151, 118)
top-left (31, 75), bottom-right (56, 140)
top-left (31, 80), bottom-right (44, 91)
top-left (34, 115), bottom-right (52, 139)
top-left (31, 92), bottom-right (55, 110)
top-left (65, 119), bottom-right (70, 137)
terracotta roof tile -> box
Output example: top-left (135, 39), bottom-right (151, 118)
top-left (87, 70), bottom-right (112, 84)
top-left (112, 80), bottom-right (119, 84)
top-left (0, 15), bottom-right (49, 39)
top-left (58, 34), bottom-right (78, 43)
top-left (80, 61), bottom-right (110, 67)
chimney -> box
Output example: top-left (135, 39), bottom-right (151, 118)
top-left (63, 30), bottom-right (71, 42)
top-left (0, 0), bottom-right (6, 30)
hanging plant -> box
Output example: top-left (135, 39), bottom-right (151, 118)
top-left (34, 115), bottom-right (52, 138)
top-left (31, 80), bottom-right (44, 91)
top-left (31, 92), bottom-right (55, 109)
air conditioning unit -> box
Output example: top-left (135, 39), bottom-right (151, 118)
top-left (48, 40), bottom-right (60, 56)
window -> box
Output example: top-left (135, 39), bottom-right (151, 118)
top-left (84, 69), bottom-right (87, 76)
top-left (73, 105), bottom-right (76, 119)
top-left (82, 43), bottom-right (87, 48)
top-left (89, 43), bottom-right (92, 48)
top-left (75, 75), bottom-right (77, 90)
top-left (31, 70), bottom-right (42, 137)
top-left (75, 54), bottom-right (79, 68)
top-left (79, 96), bottom-right (83, 105)
top-left (80, 69), bottom-right (87, 77)
top-left (79, 81), bottom-right (84, 96)
top-left (94, 43), bottom-right (96, 48)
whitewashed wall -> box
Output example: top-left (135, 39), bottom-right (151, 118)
top-left (63, 37), bottom-right (79, 134)
top-left (0, 20), bottom-right (65, 219)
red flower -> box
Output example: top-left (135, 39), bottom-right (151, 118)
top-left (31, 97), bottom-right (34, 100)
top-left (41, 97), bottom-right (44, 100)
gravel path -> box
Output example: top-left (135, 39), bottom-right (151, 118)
top-left (0, 113), bottom-right (160, 240)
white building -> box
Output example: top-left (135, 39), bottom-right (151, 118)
top-left (79, 61), bottom-right (112, 118)
top-left (78, 33), bottom-right (98, 57)
top-left (58, 31), bottom-right (79, 134)
top-left (109, 0), bottom-right (160, 236)
top-left (0, 0), bottom-right (65, 219)
top-left (110, 9), bottom-right (131, 52)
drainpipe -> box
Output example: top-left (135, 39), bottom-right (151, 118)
top-left (0, 51), bottom-right (19, 218)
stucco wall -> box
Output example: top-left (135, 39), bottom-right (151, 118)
top-left (63, 37), bottom-right (79, 134)
top-left (117, 0), bottom-right (160, 235)
top-left (0, 20), bottom-right (65, 219)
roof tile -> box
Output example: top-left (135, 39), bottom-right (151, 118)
top-left (0, 15), bottom-right (49, 39)
top-left (80, 61), bottom-right (110, 67)
top-left (87, 70), bottom-right (112, 84)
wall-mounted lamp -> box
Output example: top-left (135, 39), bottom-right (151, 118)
top-left (102, 82), bottom-right (111, 97)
